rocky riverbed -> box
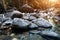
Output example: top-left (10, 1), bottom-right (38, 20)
top-left (0, 7), bottom-right (60, 40)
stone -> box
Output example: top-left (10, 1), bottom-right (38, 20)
top-left (39, 30), bottom-right (60, 40)
top-left (0, 14), bottom-right (4, 17)
top-left (2, 20), bottom-right (12, 26)
top-left (0, 17), bottom-right (10, 23)
top-left (23, 16), bottom-right (29, 20)
top-left (29, 23), bottom-right (38, 29)
top-left (53, 16), bottom-right (60, 21)
top-left (11, 13), bottom-right (23, 19)
top-left (32, 18), bottom-right (52, 28)
top-left (1, 20), bottom-right (12, 29)
top-left (5, 10), bottom-right (23, 19)
top-left (29, 30), bottom-right (40, 34)
top-left (29, 16), bottom-right (36, 21)
top-left (12, 18), bottom-right (31, 28)
top-left (23, 13), bottom-right (30, 20)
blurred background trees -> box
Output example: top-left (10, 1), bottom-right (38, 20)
top-left (0, 0), bottom-right (60, 10)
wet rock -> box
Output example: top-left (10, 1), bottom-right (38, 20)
top-left (39, 31), bottom-right (60, 40)
top-left (0, 14), bottom-right (4, 17)
top-left (29, 30), bottom-right (43, 40)
top-left (33, 14), bottom-right (40, 18)
top-left (29, 23), bottom-right (38, 29)
top-left (53, 16), bottom-right (60, 21)
top-left (0, 14), bottom-right (5, 22)
top-left (2, 20), bottom-right (12, 26)
top-left (11, 13), bottom-right (23, 19)
top-left (0, 18), bottom-right (12, 29)
top-left (23, 13), bottom-right (30, 20)
top-left (0, 17), bottom-right (11, 23)
top-left (29, 30), bottom-right (40, 34)
top-left (30, 13), bottom-right (36, 16)
top-left (12, 18), bottom-right (31, 28)
top-left (32, 18), bottom-right (52, 28)
top-left (2, 18), bottom-right (11, 22)
top-left (6, 10), bottom-right (23, 19)
top-left (29, 16), bottom-right (36, 21)
top-left (23, 16), bottom-right (29, 20)
top-left (5, 12), bottom-right (13, 17)
top-left (0, 17), bottom-right (3, 22)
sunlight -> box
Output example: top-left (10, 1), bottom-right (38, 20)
top-left (49, 0), bottom-right (58, 3)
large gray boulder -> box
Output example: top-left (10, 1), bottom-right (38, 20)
top-left (12, 18), bottom-right (31, 28)
top-left (32, 18), bottom-right (52, 28)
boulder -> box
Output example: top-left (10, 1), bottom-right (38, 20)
top-left (6, 10), bottom-right (23, 19)
top-left (39, 30), bottom-right (60, 40)
top-left (32, 18), bottom-right (52, 28)
top-left (29, 23), bottom-right (38, 29)
top-left (11, 13), bottom-right (23, 19)
top-left (12, 18), bottom-right (31, 28)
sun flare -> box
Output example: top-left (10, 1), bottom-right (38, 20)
top-left (49, 0), bottom-right (58, 3)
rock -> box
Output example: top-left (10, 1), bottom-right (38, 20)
top-left (0, 17), bottom-right (10, 23)
top-left (0, 17), bottom-right (3, 22)
top-left (23, 16), bottom-right (29, 20)
top-left (5, 12), bottom-right (13, 17)
top-left (0, 14), bottom-right (5, 22)
top-left (29, 23), bottom-right (38, 29)
top-left (2, 20), bottom-right (12, 26)
top-left (11, 13), bottom-right (23, 19)
top-left (2, 17), bottom-right (11, 22)
top-left (30, 13), bottom-right (36, 16)
top-left (53, 16), bottom-right (60, 21)
top-left (32, 18), bottom-right (52, 28)
top-left (29, 16), bottom-right (36, 21)
top-left (6, 10), bottom-right (23, 19)
top-left (29, 30), bottom-right (40, 34)
top-left (33, 14), bottom-right (40, 18)
top-left (12, 10), bottom-right (21, 14)
top-left (12, 18), bottom-right (31, 28)
top-left (1, 20), bottom-right (12, 29)
top-left (39, 30), bottom-right (60, 40)
top-left (0, 14), bottom-right (4, 17)
top-left (23, 13), bottom-right (30, 20)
